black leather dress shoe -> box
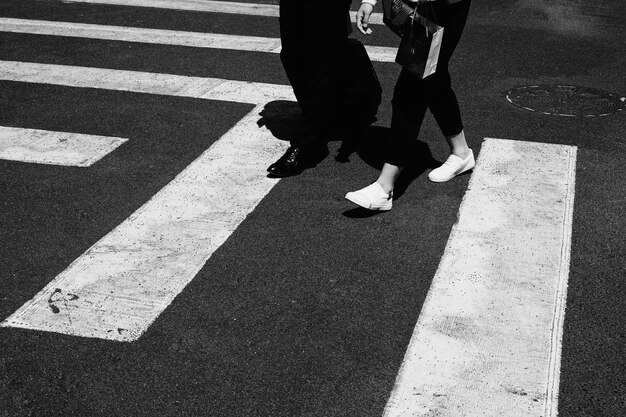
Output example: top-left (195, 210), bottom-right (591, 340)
top-left (267, 145), bottom-right (329, 178)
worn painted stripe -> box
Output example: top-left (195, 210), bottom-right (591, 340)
top-left (1, 102), bottom-right (292, 341)
top-left (0, 61), bottom-right (294, 104)
top-left (0, 126), bottom-right (127, 166)
top-left (384, 138), bottom-right (576, 417)
top-left (0, 18), bottom-right (396, 63)
top-left (61, 0), bottom-right (280, 16)
top-left (1, 59), bottom-right (298, 341)
top-left (54, 0), bottom-right (386, 25)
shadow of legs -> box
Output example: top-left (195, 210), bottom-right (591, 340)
top-left (347, 127), bottom-right (440, 201)
top-left (393, 141), bottom-right (440, 200)
top-left (256, 100), bottom-right (302, 142)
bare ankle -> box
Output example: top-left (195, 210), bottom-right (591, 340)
top-left (375, 180), bottom-right (393, 194)
top-left (452, 147), bottom-right (471, 159)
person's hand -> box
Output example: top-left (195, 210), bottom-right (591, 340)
top-left (356, 3), bottom-right (374, 35)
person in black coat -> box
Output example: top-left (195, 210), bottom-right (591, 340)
top-left (267, 0), bottom-right (354, 177)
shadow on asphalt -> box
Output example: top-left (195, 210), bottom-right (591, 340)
top-left (256, 100), bottom-right (301, 142)
top-left (349, 126), bottom-right (441, 197)
top-left (257, 100), bottom-right (443, 206)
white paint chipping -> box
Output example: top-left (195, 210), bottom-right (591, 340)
top-left (0, 18), bottom-right (281, 53)
top-left (0, 18), bottom-right (396, 63)
top-left (0, 61), bottom-right (294, 104)
top-left (0, 58), bottom-right (300, 341)
top-left (0, 126), bottom-right (127, 166)
top-left (384, 138), bottom-right (576, 417)
top-left (53, 0), bottom-right (386, 25)
top-left (1, 103), bottom-right (290, 341)
top-left (63, 0), bottom-right (280, 16)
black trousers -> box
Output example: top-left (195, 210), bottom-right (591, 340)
top-left (386, 0), bottom-right (471, 167)
top-left (279, 0), bottom-right (352, 149)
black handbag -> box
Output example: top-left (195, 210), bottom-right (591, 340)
top-left (388, 1), bottom-right (444, 79)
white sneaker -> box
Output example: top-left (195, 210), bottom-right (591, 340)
top-left (428, 150), bottom-right (475, 182)
top-left (345, 182), bottom-right (393, 211)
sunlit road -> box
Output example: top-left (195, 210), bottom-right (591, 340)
top-left (1, 1), bottom-right (624, 416)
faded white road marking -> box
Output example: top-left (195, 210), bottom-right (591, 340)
top-left (0, 60), bottom-right (300, 341)
top-left (0, 126), bottom-right (127, 166)
top-left (0, 61), bottom-right (294, 104)
top-left (384, 139), bottom-right (576, 417)
top-left (54, 0), bottom-right (385, 25)
top-left (1, 103), bottom-right (291, 341)
top-left (0, 18), bottom-right (396, 63)
top-left (61, 0), bottom-right (281, 16)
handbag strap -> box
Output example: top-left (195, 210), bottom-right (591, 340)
top-left (410, 0), bottom-right (438, 33)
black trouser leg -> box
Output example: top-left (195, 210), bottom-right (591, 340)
top-left (279, 2), bottom-right (310, 116)
top-left (279, 0), bottom-right (351, 149)
top-left (385, 0), bottom-right (471, 167)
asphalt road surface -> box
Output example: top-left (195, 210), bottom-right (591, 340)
top-left (0, 0), bottom-right (624, 416)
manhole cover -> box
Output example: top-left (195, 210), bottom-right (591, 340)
top-left (506, 85), bottom-right (625, 117)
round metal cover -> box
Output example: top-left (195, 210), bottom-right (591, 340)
top-left (505, 85), bottom-right (625, 117)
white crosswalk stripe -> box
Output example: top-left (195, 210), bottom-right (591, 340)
top-left (0, 126), bottom-right (128, 166)
top-left (0, 18), bottom-right (397, 63)
top-left (1, 20), bottom-right (297, 340)
top-left (55, 0), bottom-right (386, 24)
top-left (62, 0), bottom-right (283, 17)
top-left (0, 61), bottom-right (295, 104)
top-left (2, 103), bottom-right (289, 341)
top-left (383, 139), bottom-right (576, 417)
top-left (0, 64), bottom-right (295, 341)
